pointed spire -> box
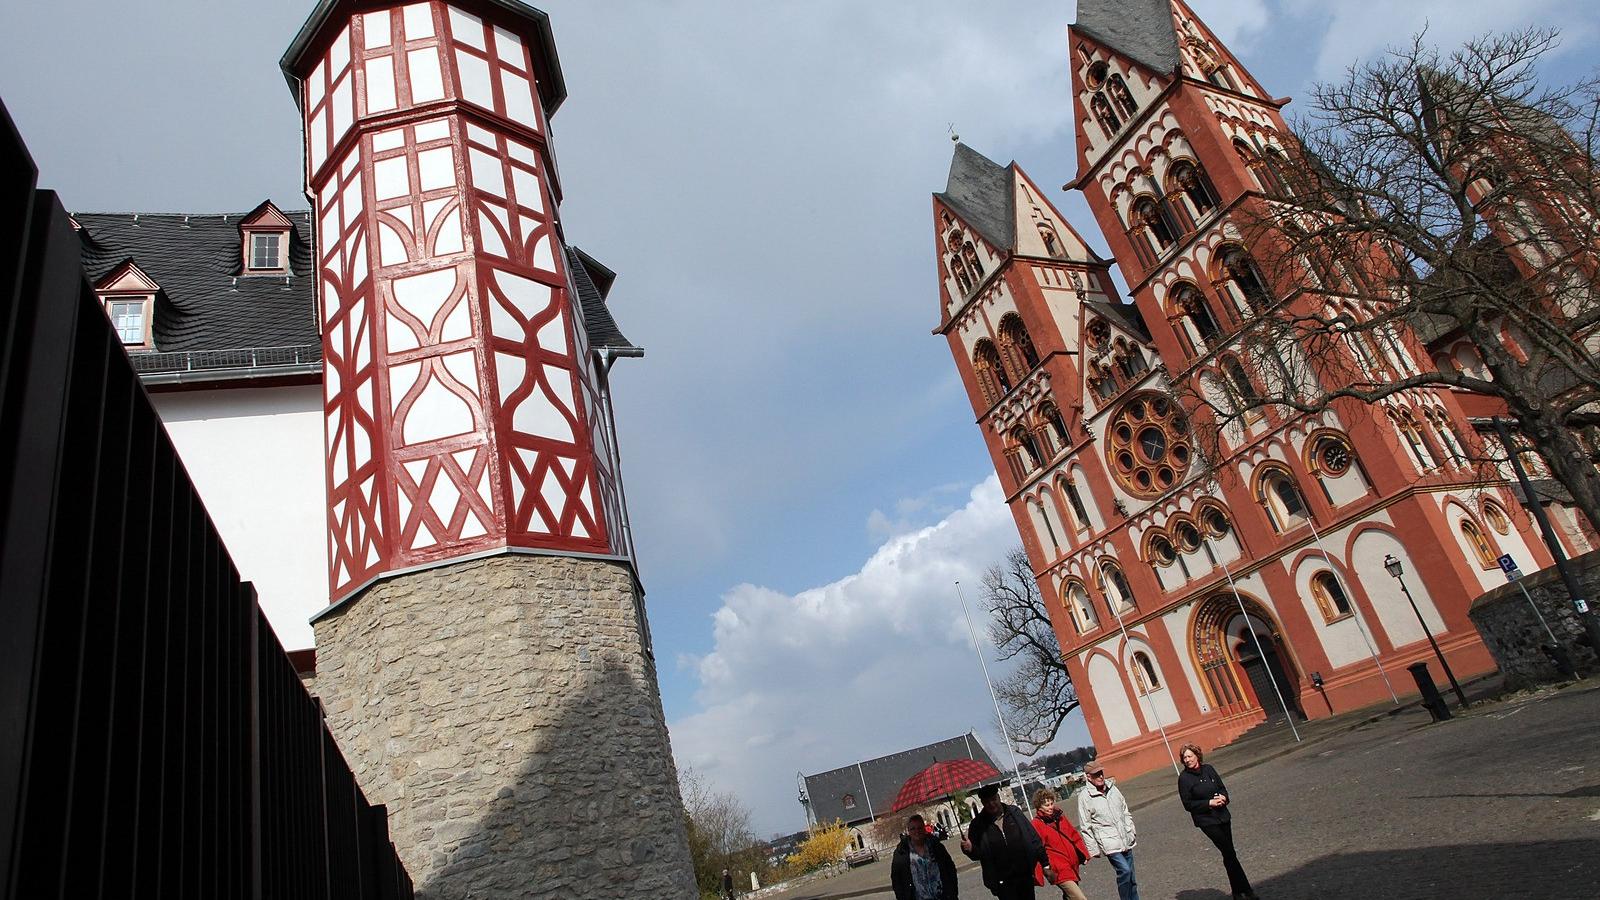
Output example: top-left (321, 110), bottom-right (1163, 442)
top-left (937, 142), bottom-right (1015, 250)
top-left (1072, 0), bottom-right (1180, 74)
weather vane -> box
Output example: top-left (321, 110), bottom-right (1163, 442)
top-left (948, 122), bottom-right (960, 143)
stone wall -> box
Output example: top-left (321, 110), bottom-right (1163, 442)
top-left (311, 554), bottom-right (698, 899)
top-left (1468, 549), bottom-right (1600, 688)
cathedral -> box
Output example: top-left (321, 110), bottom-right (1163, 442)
top-left (933, 0), bottom-right (1588, 776)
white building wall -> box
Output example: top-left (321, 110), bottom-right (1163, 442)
top-left (152, 384), bottom-right (326, 649)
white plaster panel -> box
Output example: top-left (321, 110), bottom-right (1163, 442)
top-left (362, 10), bottom-right (391, 48)
top-left (364, 56), bottom-right (397, 113)
top-left (1161, 606), bottom-right (1208, 713)
top-left (151, 387), bottom-right (325, 649)
top-left (407, 47), bottom-right (445, 104)
top-left (403, 361), bottom-right (476, 445)
top-left (1290, 556), bottom-right (1370, 669)
top-left (1087, 654), bottom-right (1139, 743)
top-left (414, 119), bottom-right (451, 143)
top-left (402, 2), bottom-right (434, 39)
top-left (1350, 526), bottom-right (1446, 648)
top-left (448, 6), bottom-right (485, 49)
top-left (455, 49), bottom-right (493, 109)
top-left (501, 70), bottom-right (539, 130)
top-left (417, 146), bottom-right (454, 191)
top-left (492, 25), bottom-right (523, 66)
top-left (373, 156), bottom-right (409, 201)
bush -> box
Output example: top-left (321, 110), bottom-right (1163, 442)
top-left (777, 820), bottom-right (853, 879)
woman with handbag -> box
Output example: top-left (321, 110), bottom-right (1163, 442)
top-left (1177, 744), bottom-right (1258, 900)
top-left (1030, 788), bottom-right (1091, 900)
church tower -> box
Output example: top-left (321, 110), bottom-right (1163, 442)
top-left (280, 3), bottom-right (696, 896)
top-left (940, 0), bottom-right (1536, 780)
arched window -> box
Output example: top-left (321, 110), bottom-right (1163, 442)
top-left (1133, 196), bottom-right (1177, 250)
top-left (1258, 467), bottom-right (1309, 532)
top-left (1430, 411), bottom-right (1468, 466)
top-left (1064, 479), bottom-right (1092, 532)
top-left (1131, 650), bottom-right (1162, 693)
top-left (1108, 74), bottom-right (1138, 119)
top-left (1034, 500), bottom-right (1060, 551)
top-left (842, 794), bottom-right (857, 810)
top-left (998, 314), bottom-right (1040, 375)
top-left (1040, 224), bottom-right (1064, 258)
top-left (1199, 504), bottom-right (1232, 538)
top-left (1040, 403), bottom-right (1070, 451)
top-left (1173, 283), bottom-right (1221, 348)
top-left (1098, 561), bottom-right (1135, 613)
top-left (1484, 501), bottom-right (1512, 535)
top-left (1066, 581), bottom-right (1099, 632)
top-left (1311, 572), bottom-right (1353, 622)
top-left (1090, 364), bottom-right (1120, 400)
top-left (973, 340), bottom-right (1009, 404)
top-left (1012, 425), bottom-right (1043, 470)
top-left (1091, 93), bottom-right (1122, 135)
top-left (1460, 518), bottom-right (1499, 568)
top-left (1115, 347), bottom-right (1148, 379)
top-left (1148, 533), bottom-right (1177, 567)
top-left (1394, 411), bottom-right (1435, 470)
top-left (1234, 138), bottom-right (1287, 198)
top-left (1168, 160), bottom-right (1217, 218)
top-left (1217, 246), bottom-right (1272, 313)
top-left (963, 241), bottom-right (984, 278)
top-left (1223, 358), bottom-right (1261, 411)
top-left (950, 254), bottom-right (972, 294)
top-left (1262, 147), bottom-right (1295, 198)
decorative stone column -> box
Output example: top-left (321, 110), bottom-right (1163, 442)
top-left (281, 2), bottom-right (696, 896)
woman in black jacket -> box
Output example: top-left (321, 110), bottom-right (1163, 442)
top-left (890, 814), bottom-right (959, 900)
top-left (1177, 744), bottom-right (1257, 900)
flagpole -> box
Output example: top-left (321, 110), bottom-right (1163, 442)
top-left (954, 580), bottom-right (1033, 817)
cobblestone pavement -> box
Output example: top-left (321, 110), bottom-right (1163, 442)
top-left (781, 681), bottom-right (1600, 900)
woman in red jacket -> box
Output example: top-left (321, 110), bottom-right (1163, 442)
top-left (1031, 788), bottom-right (1091, 900)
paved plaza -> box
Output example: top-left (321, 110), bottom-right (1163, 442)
top-left (771, 681), bottom-right (1600, 900)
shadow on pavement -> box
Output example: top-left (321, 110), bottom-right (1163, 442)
top-left (1406, 783), bottom-right (1600, 800)
top-left (1249, 839), bottom-right (1600, 899)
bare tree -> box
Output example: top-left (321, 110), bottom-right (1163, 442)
top-left (679, 766), bottom-right (769, 895)
top-left (982, 547), bottom-right (1079, 753)
top-left (1174, 27), bottom-right (1600, 529)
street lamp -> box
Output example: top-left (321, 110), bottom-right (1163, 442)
top-left (1383, 554), bottom-right (1469, 709)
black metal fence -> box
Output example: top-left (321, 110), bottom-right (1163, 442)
top-left (0, 100), bottom-right (412, 899)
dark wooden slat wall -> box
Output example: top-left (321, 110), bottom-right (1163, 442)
top-left (0, 99), bottom-right (412, 900)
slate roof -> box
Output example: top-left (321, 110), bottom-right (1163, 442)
top-left (74, 209), bottom-right (637, 379)
top-left (936, 143), bottom-right (1016, 251)
top-left (802, 732), bottom-right (999, 826)
top-left (76, 211), bottom-right (321, 356)
top-left (1072, 0), bottom-right (1181, 75)
top-left (1086, 298), bottom-right (1151, 341)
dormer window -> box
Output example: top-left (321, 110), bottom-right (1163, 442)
top-left (238, 200), bottom-right (296, 274)
top-left (249, 232), bottom-right (284, 270)
top-left (93, 259), bottom-right (160, 349)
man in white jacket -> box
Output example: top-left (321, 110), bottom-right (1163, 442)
top-left (1076, 762), bottom-right (1140, 900)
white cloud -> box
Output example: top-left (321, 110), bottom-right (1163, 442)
top-left (668, 474), bottom-right (1091, 837)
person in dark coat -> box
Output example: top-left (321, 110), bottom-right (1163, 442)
top-left (891, 814), bottom-right (959, 900)
top-left (1177, 744), bottom-right (1257, 900)
top-left (961, 784), bottom-right (1053, 900)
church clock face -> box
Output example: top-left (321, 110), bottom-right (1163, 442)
top-left (1106, 392), bottom-right (1191, 498)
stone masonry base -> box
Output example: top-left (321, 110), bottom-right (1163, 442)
top-left (311, 554), bottom-right (697, 899)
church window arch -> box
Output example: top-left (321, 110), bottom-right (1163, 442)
top-left (1221, 356), bottom-right (1261, 414)
top-left (1090, 363), bottom-right (1120, 401)
top-left (1131, 650), bottom-right (1162, 693)
top-left (1460, 517), bottom-right (1499, 568)
top-left (1062, 477), bottom-right (1092, 532)
top-left (1064, 579), bottom-right (1099, 632)
top-left (998, 313), bottom-right (1041, 376)
top-left (1172, 281), bottom-right (1222, 350)
top-left (1010, 425), bottom-right (1044, 471)
top-left (1108, 74), bottom-right (1138, 119)
top-left (1256, 465), bottom-right (1309, 532)
top-left (1097, 560), bottom-right (1136, 614)
top-left (1483, 500), bottom-right (1512, 535)
top-left (963, 241), bottom-right (984, 279)
top-left (949, 254), bottom-right (972, 294)
top-left (1086, 318), bottom-right (1111, 350)
top-left (1039, 224), bottom-right (1065, 258)
top-left (1310, 571), bottom-right (1354, 622)
top-left (1262, 147), bottom-right (1296, 198)
top-left (1091, 93), bottom-right (1122, 136)
top-left (1085, 60), bottom-right (1109, 89)
top-left (1114, 342), bottom-right (1149, 379)
top-left (972, 340), bottom-right (1009, 405)
top-left (1167, 159), bottom-right (1218, 220)
top-left (1214, 245), bottom-right (1273, 314)
top-left (1428, 409), bottom-right (1468, 466)
top-left (1392, 409), bottom-right (1436, 470)
top-left (1146, 530), bottom-right (1177, 567)
top-left (1039, 402), bottom-right (1070, 452)
top-left (1233, 138), bottom-right (1286, 198)
top-left (1132, 194), bottom-right (1178, 252)
top-left (1033, 499), bottom-right (1060, 551)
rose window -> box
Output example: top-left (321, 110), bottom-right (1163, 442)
top-left (1106, 392), bottom-right (1191, 497)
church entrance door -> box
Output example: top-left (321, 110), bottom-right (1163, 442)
top-left (1192, 591), bottom-right (1304, 720)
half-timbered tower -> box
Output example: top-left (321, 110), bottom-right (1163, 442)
top-left (937, 0), bottom-right (1559, 778)
top-left (280, 2), bottom-right (695, 895)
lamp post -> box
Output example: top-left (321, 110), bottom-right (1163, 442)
top-left (1383, 554), bottom-right (1468, 709)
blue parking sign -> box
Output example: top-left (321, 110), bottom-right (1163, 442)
top-left (1497, 554), bottom-right (1518, 573)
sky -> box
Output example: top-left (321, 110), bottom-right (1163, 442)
top-left (2, 1), bottom-right (1594, 837)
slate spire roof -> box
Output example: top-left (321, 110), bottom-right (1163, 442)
top-left (936, 142), bottom-right (1016, 251)
top-left (1072, 0), bottom-right (1181, 75)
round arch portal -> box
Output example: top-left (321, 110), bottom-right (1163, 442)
top-left (1191, 591), bottom-right (1304, 721)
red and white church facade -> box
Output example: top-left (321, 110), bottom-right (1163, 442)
top-left (934, 0), bottom-right (1576, 777)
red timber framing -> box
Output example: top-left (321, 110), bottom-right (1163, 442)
top-left (283, 1), bottom-right (619, 607)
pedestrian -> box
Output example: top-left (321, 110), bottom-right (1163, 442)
top-left (891, 813), bottom-right (959, 900)
top-left (721, 867), bottom-right (736, 900)
top-left (1076, 762), bottom-right (1139, 900)
top-left (1177, 744), bottom-right (1257, 900)
top-left (1029, 788), bottom-right (1090, 900)
top-left (960, 783), bottom-right (1054, 899)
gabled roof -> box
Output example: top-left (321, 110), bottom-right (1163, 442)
top-left (1072, 0), bottom-right (1180, 75)
top-left (76, 212), bottom-right (319, 355)
top-left (802, 732), bottom-right (999, 826)
top-left (1085, 298), bottom-right (1151, 342)
top-left (240, 199), bottom-right (296, 230)
top-left (936, 142), bottom-right (1016, 251)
